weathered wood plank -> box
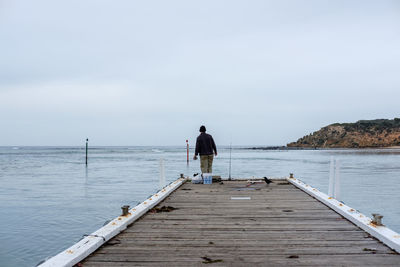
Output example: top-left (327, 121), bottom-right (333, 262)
top-left (118, 231), bottom-right (372, 242)
top-left (97, 245), bottom-right (393, 254)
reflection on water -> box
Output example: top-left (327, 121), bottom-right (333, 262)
top-left (0, 147), bottom-right (399, 266)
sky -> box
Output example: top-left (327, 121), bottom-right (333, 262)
top-left (0, 0), bottom-right (399, 146)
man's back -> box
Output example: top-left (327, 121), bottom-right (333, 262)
top-left (195, 133), bottom-right (217, 156)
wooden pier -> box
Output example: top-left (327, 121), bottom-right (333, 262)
top-left (81, 180), bottom-right (399, 266)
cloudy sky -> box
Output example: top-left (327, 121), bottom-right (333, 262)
top-left (1, 0), bottom-right (399, 146)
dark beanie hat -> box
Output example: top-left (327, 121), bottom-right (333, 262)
top-left (199, 125), bottom-right (206, 132)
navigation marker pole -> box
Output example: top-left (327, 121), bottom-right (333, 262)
top-left (186, 140), bottom-right (189, 165)
top-left (85, 138), bottom-right (89, 166)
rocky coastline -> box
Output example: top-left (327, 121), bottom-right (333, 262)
top-left (287, 118), bottom-right (400, 148)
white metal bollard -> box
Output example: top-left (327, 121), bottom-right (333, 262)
top-left (334, 159), bottom-right (341, 200)
top-left (159, 158), bottom-right (166, 189)
top-left (328, 157), bottom-right (335, 197)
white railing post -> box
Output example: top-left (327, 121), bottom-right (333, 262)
top-left (328, 157), bottom-right (335, 197)
top-left (159, 158), bottom-right (166, 189)
top-left (334, 159), bottom-right (341, 200)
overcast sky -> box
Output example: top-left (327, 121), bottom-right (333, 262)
top-left (0, 0), bottom-right (399, 146)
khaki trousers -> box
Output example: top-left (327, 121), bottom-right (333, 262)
top-left (200, 154), bottom-right (214, 173)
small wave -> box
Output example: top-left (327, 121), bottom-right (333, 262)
top-left (151, 149), bottom-right (164, 153)
top-left (12, 147), bottom-right (19, 150)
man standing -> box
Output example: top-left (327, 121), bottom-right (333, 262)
top-left (193, 125), bottom-right (217, 174)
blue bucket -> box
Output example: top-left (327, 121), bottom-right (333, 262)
top-left (203, 173), bottom-right (212, 184)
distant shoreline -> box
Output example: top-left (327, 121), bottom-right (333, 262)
top-left (245, 146), bottom-right (400, 150)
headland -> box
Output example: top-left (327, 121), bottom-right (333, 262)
top-left (287, 118), bottom-right (400, 148)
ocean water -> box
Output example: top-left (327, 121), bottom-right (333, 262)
top-left (0, 146), bottom-right (399, 266)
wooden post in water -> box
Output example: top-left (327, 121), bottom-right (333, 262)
top-left (85, 138), bottom-right (89, 166)
top-left (186, 140), bottom-right (189, 165)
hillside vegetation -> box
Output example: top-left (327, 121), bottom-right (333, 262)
top-left (287, 119), bottom-right (400, 148)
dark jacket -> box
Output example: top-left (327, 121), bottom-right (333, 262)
top-left (195, 133), bottom-right (217, 156)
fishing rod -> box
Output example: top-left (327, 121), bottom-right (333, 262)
top-left (228, 142), bottom-right (232, 180)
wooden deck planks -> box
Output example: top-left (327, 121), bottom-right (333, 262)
top-left (82, 180), bottom-right (399, 266)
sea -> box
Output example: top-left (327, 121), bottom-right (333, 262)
top-left (0, 146), bottom-right (399, 267)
